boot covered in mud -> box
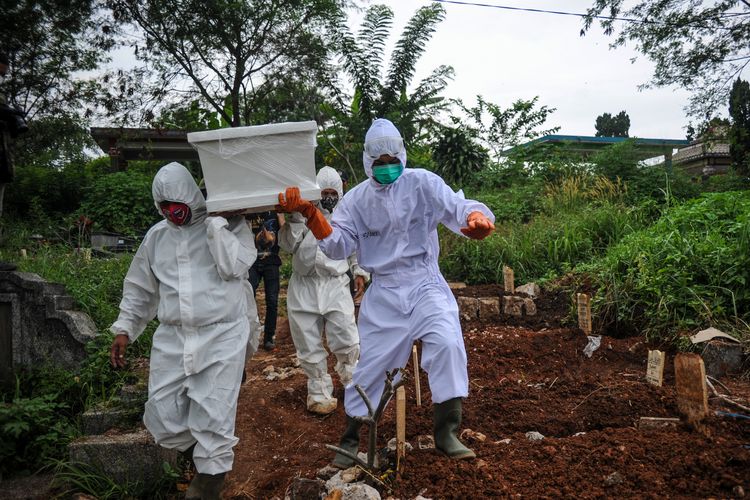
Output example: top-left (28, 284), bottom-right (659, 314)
top-left (307, 393), bottom-right (338, 415)
top-left (333, 345), bottom-right (359, 388)
top-left (303, 359), bottom-right (338, 415)
top-left (186, 472), bottom-right (226, 500)
top-left (332, 415), bottom-right (363, 469)
top-left (433, 397), bottom-right (476, 459)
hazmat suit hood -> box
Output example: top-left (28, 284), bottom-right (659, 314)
top-left (317, 166), bottom-right (343, 199)
top-left (152, 162), bottom-right (207, 225)
top-left (362, 118), bottom-right (407, 178)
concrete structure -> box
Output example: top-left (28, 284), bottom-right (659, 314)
top-left (0, 272), bottom-right (98, 382)
top-left (69, 429), bottom-right (179, 487)
top-left (504, 135), bottom-right (690, 171)
top-left (90, 127), bottom-right (200, 171)
top-left (672, 141), bottom-right (731, 177)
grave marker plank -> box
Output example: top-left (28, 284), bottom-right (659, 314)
top-left (577, 293), bottom-right (592, 334)
top-left (412, 345), bottom-right (421, 407)
top-left (646, 350), bottom-right (666, 386)
top-left (503, 266), bottom-right (514, 293)
top-left (396, 386), bottom-right (406, 473)
top-left (674, 353), bottom-right (709, 423)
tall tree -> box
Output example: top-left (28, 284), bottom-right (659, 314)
top-left (321, 3), bottom-right (453, 179)
top-left (729, 78), bottom-right (750, 175)
top-left (583, 0), bottom-right (750, 116)
top-left (0, 0), bottom-right (114, 167)
top-left (595, 110), bottom-right (630, 137)
top-left (106, 0), bottom-right (348, 127)
top-left (685, 117), bottom-right (730, 142)
top-left (455, 95), bottom-right (559, 160)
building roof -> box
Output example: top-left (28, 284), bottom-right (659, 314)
top-left (90, 127), bottom-right (200, 163)
top-left (672, 142), bottom-right (730, 164)
top-left (504, 134), bottom-right (690, 160)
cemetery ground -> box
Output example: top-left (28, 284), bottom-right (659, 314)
top-left (224, 284), bottom-right (750, 499)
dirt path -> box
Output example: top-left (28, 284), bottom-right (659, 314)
top-left (225, 288), bottom-right (750, 499)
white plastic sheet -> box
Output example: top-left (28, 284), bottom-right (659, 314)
top-left (583, 335), bottom-right (601, 358)
top-left (188, 121), bottom-right (320, 213)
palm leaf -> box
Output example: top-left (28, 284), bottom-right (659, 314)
top-left (381, 3), bottom-right (445, 111)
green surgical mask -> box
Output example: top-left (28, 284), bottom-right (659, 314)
top-left (372, 163), bottom-right (404, 184)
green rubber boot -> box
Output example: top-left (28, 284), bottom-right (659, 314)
top-left (433, 397), bottom-right (476, 459)
top-left (200, 472), bottom-right (226, 500)
top-left (185, 472), bottom-right (204, 500)
top-left (186, 472), bottom-right (225, 500)
top-left (332, 416), bottom-right (362, 469)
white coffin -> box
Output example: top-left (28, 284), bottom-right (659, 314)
top-left (187, 121), bottom-right (320, 213)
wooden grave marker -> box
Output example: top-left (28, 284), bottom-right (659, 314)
top-left (396, 385), bottom-right (406, 473)
top-left (412, 345), bottom-right (421, 407)
top-left (646, 350), bottom-right (666, 386)
top-left (503, 266), bottom-right (514, 293)
top-left (577, 293), bottom-right (592, 334)
top-left (674, 353), bottom-right (709, 423)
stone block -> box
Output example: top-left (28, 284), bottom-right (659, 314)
top-left (456, 296), bottom-right (480, 321)
top-left (478, 297), bottom-right (500, 320)
top-left (81, 405), bottom-right (141, 435)
top-left (68, 429), bottom-right (178, 487)
top-left (44, 294), bottom-right (75, 312)
top-left (701, 340), bottom-right (744, 378)
top-left (503, 296), bottom-right (537, 317)
top-left (503, 296), bottom-right (524, 317)
top-left (0, 272), bottom-right (97, 375)
top-left (523, 298), bottom-right (537, 316)
top-left (447, 282), bottom-right (466, 290)
top-left (119, 383), bottom-right (148, 407)
top-left (515, 283), bottom-right (540, 298)
top-left (287, 477), bottom-right (325, 500)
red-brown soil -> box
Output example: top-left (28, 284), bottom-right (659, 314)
top-left (226, 285), bottom-right (750, 499)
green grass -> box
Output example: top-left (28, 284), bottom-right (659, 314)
top-left (581, 191), bottom-right (750, 343)
top-left (440, 201), bottom-right (648, 285)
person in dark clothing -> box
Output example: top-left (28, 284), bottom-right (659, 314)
top-left (247, 211), bottom-right (284, 350)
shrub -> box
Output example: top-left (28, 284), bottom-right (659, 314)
top-left (465, 179), bottom-right (545, 224)
top-left (4, 162), bottom-right (94, 218)
top-left (440, 201), bottom-right (646, 285)
top-left (432, 126), bottom-right (489, 186)
top-left (79, 171), bottom-right (159, 236)
top-left (0, 390), bottom-right (76, 476)
top-left (582, 191), bottom-right (750, 341)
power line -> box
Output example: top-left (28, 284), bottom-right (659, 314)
top-left (429, 0), bottom-right (743, 30)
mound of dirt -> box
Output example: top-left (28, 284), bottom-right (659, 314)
top-left (223, 288), bottom-right (750, 499)
top-left (454, 283), bottom-right (574, 330)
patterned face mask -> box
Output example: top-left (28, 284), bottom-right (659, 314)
top-left (160, 201), bottom-right (192, 226)
top-left (320, 195), bottom-right (339, 211)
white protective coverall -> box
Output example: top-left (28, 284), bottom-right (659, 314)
top-left (279, 167), bottom-right (369, 413)
top-left (110, 162), bottom-right (256, 474)
top-left (318, 119), bottom-right (496, 417)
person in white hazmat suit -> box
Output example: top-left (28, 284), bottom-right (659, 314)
top-left (276, 119), bottom-right (495, 467)
top-left (109, 162), bottom-right (256, 500)
top-left (278, 166), bottom-right (368, 415)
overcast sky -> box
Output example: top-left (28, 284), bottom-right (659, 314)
top-left (355, 0), bottom-right (701, 139)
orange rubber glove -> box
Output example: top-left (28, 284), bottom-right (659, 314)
top-left (277, 187), bottom-right (333, 240)
top-left (460, 211), bottom-right (495, 240)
